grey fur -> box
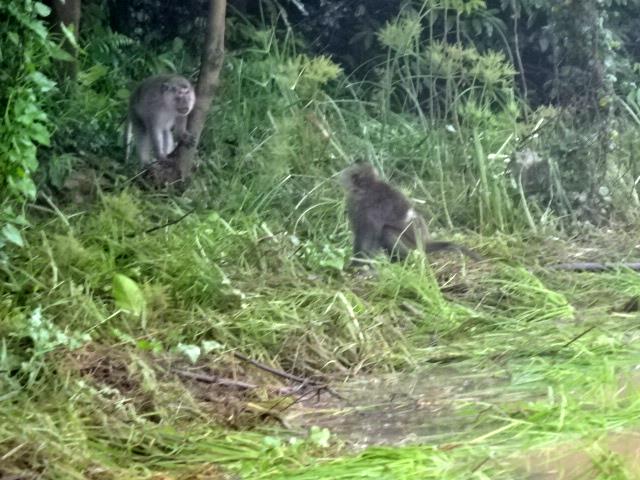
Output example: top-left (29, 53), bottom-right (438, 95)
top-left (340, 162), bottom-right (481, 265)
top-left (125, 74), bottom-right (195, 165)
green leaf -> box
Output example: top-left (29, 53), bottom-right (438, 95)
top-left (176, 343), bottom-right (201, 363)
top-left (31, 123), bottom-right (51, 146)
top-left (78, 64), bottom-right (108, 87)
top-left (111, 328), bottom-right (136, 344)
top-left (7, 177), bottom-right (37, 200)
top-left (262, 436), bottom-right (282, 449)
top-left (49, 44), bottom-right (75, 62)
top-left (7, 32), bottom-right (19, 46)
top-left (29, 71), bottom-right (56, 92)
top-left (115, 88), bottom-right (130, 100)
top-left (308, 426), bottom-right (331, 447)
top-left (59, 22), bottom-right (78, 48)
top-left (318, 256), bottom-right (345, 271)
top-left (137, 339), bottom-right (163, 352)
top-left (201, 339), bottom-right (223, 354)
top-left (113, 274), bottom-right (146, 316)
top-left (1, 224), bottom-right (24, 247)
top-left (12, 214), bottom-right (30, 227)
top-left (33, 2), bottom-right (51, 17)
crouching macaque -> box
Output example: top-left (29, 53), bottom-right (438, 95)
top-left (125, 74), bottom-right (196, 166)
top-left (340, 162), bottom-right (481, 266)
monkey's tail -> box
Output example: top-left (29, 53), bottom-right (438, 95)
top-left (124, 119), bottom-right (133, 162)
top-left (424, 241), bottom-right (483, 261)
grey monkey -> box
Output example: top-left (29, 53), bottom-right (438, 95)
top-left (340, 162), bottom-right (482, 266)
top-left (125, 74), bottom-right (196, 166)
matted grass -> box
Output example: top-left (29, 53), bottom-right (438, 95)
top-left (2, 192), bottom-right (640, 479)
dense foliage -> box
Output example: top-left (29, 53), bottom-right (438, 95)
top-left (2, 1), bottom-right (640, 478)
top-left (0, 1), bottom-right (60, 255)
top-left (2, 0), bottom-right (640, 230)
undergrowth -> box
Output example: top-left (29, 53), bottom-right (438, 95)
top-left (2, 4), bottom-right (640, 480)
top-left (2, 189), bottom-right (640, 478)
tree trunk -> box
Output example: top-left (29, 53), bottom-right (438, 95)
top-left (153, 0), bottom-right (227, 188)
top-left (52, 0), bottom-right (81, 80)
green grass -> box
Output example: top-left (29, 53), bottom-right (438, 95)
top-left (3, 11), bottom-right (640, 479)
top-left (2, 189), bottom-right (640, 479)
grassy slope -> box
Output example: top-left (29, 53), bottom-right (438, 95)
top-left (1, 189), bottom-right (640, 479)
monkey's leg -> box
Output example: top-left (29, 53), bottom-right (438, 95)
top-left (173, 116), bottom-right (195, 149)
top-left (350, 221), bottom-right (383, 266)
top-left (124, 120), bottom-right (133, 161)
top-left (134, 128), bottom-right (153, 166)
top-left (150, 124), bottom-right (168, 162)
top-left (163, 129), bottom-right (174, 156)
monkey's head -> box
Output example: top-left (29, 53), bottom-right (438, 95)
top-left (339, 162), bottom-right (379, 192)
top-left (162, 79), bottom-right (196, 116)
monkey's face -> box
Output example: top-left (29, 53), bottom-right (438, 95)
top-left (163, 82), bottom-right (196, 116)
top-left (174, 87), bottom-right (196, 115)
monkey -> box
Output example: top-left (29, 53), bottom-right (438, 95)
top-left (125, 74), bottom-right (196, 166)
top-left (339, 162), bottom-right (482, 266)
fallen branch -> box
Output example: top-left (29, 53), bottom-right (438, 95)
top-left (547, 262), bottom-right (640, 272)
top-left (125, 208), bottom-right (196, 238)
top-left (424, 354), bottom-right (471, 364)
top-left (532, 325), bottom-right (596, 357)
top-left (561, 325), bottom-right (596, 348)
top-left (470, 457), bottom-right (490, 474)
top-left (233, 352), bottom-right (347, 401)
top-left (121, 162), bottom-right (155, 186)
top-left (144, 208), bottom-right (196, 235)
top-left (233, 352), bottom-right (317, 385)
top-left (174, 369), bottom-right (257, 389)
top-left (174, 368), bottom-right (316, 397)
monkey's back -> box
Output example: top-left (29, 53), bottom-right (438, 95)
top-left (348, 178), bottom-right (413, 228)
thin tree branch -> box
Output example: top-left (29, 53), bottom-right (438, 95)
top-left (233, 352), bottom-right (316, 385)
top-left (174, 369), bottom-right (257, 389)
top-left (143, 208), bottom-right (196, 234)
top-left (511, 0), bottom-right (528, 117)
top-left (233, 352), bottom-right (347, 401)
top-left (561, 325), bottom-right (596, 348)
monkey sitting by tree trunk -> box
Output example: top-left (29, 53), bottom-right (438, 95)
top-left (125, 74), bottom-right (196, 170)
top-left (339, 162), bottom-right (481, 267)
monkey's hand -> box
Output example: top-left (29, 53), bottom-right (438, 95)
top-left (179, 132), bottom-right (196, 148)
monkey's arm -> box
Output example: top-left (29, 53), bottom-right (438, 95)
top-left (174, 116), bottom-right (195, 148)
top-left (351, 218), bottom-right (383, 260)
top-left (150, 123), bottom-right (168, 162)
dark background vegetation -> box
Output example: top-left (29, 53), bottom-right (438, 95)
top-left (4, 0), bottom-right (640, 246)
